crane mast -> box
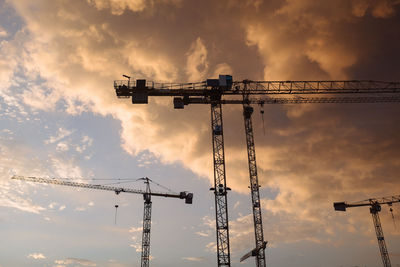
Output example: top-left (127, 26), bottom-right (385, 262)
top-left (11, 175), bottom-right (193, 267)
top-left (242, 79), bottom-right (266, 267)
top-left (242, 105), bottom-right (266, 267)
top-left (334, 195), bottom-right (400, 267)
top-left (114, 76), bottom-right (400, 266)
top-left (141, 178), bottom-right (152, 267)
top-left (211, 101), bottom-right (231, 266)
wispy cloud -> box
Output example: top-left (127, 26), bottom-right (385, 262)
top-left (74, 201), bottom-right (94, 212)
top-left (0, 28), bottom-right (7, 37)
top-left (186, 37), bottom-right (208, 81)
top-left (0, 184), bottom-right (46, 214)
top-left (45, 128), bottom-right (73, 145)
top-left (195, 231), bottom-right (209, 237)
top-left (27, 253), bottom-right (46, 259)
top-left (54, 258), bottom-right (96, 266)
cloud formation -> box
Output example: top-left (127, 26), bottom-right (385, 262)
top-left (54, 257), bottom-right (96, 266)
top-left (27, 253), bottom-right (46, 259)
top-left (1, 0), bottom-right (400, 252)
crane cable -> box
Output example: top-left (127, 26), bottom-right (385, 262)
top-left (148, 178), bottom-right (174, 193)
top-left (114, 204), bottom-right (119, 225)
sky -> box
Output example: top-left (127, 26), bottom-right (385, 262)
top-left (0, 0), bottom-right (400, 266)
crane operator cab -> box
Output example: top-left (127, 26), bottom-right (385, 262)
top-left (206, 75), bottom-right (233, 90)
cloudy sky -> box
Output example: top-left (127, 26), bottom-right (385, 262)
top-left (1, 0), bottom-right (400, 266)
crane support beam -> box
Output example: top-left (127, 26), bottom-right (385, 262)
top-left (243, 104), bottom-right (266, 267)
top-left (211, 102), bottom-right (231, 266)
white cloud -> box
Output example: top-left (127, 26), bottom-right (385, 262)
top-left (48, 156), bottom-right (83, 178)
top-left (0, 29), bottom-right (7, 37)
top-left (54, 258), bottom-right (96, 266)
top-left (195, 231), bottom-right (209, 237)
top-left (48, 202), bottom-right (58, 209)
top-left (56, 142), bottom-right (69, 151)
top-left (22, 86), bottom-right (61, 111)
top-left (27, 253), bottom-right (46, 259)
top-left (45, 128), bottom-right (73, 145)
top-left (75, 206), bottom-right (86, 212)
top-left (129, 243), bottom-right (141, 252)
top-left (128, 226), bottom-right (142, 233)
top-left (76, 135), bottom-right (93, 153)
top-left (87, 0), bottom-right (147, 15)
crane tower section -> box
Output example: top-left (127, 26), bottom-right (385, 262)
top-left (141, 178), bottom-right (152, 267)
top-left (211, 101), bottom-right (231, 266)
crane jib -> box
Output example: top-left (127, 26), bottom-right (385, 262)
top-left (10, 175), bottom-right (193, 204)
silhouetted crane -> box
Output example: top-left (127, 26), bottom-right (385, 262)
top-left (114, 76), bottom-right (400, 267)
top-left (334, 195), bottom-right (400, 267)
top-left (11, 175), bottom-right (193, 267)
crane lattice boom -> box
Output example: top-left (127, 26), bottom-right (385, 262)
top-left (115, 79), bottom-right (400, 94)
top-left (11, 175), bottom-right (192, 202)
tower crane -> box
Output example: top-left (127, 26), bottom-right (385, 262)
top-left (334, 195), bottom-right (400, 267)
top-left (11, 175), bottom-right (193, 267)
top-left (114, 76), bottom-right (400, 267)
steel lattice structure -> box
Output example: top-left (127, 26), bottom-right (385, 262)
top-left (211, 102), bottom-right (231, 265)
top-left (243, 105), bottom-right (266, 267)
top-left (141, 178), bottom-right (152, 267)
top-left (334, 195), bottom-right (400, 267)
top-left (11, 175), bottom-right (193, 266)
top-left (114, 76), bottom-right (400, 267)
